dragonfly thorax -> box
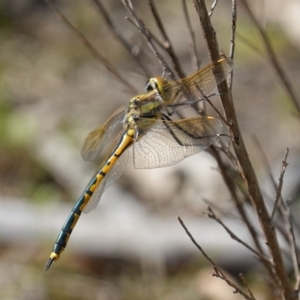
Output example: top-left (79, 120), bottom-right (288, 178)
top-left (127, 91), bottom-right (163, 120)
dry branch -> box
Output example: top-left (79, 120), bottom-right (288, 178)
top-left (44, 0), bottom-right (137, 94)
top-left (192, 0), bottom-right (296, 298)
top-left (178, 216), bottom-right (256, 300)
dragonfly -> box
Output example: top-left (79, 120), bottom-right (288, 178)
top-left (46, 56), bottom-right (233, 270)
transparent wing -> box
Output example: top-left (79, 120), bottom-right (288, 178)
top-left (133, 116), bottom-right (222, 169)
top-left (81, 106), bottom-right (126, 162)
top-left (83, 146), bottom-right (129, 213)
top-left (163, 57), bottom-right (233, 107)
top-left (145, 57), bottom-right (233, 110)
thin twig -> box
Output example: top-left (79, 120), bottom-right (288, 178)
top-left (209, 147), bottom-right (278, 281)
top-left (289, 213), bottom-right (300, 291)
top-left (192, 0), bottom-right (294, 298)
top-left (148, 0), bottom-right (185, 78)
top-left (202, 197), bottom-right (238, 220)
top-left (251, 136), bottom-right (289, 223)
top-left (228, 0), bottom-right (237, 89)
top-left (239, 0), bottom-right (300, 115)
top-left (253, 137), bottom-right (300, 283)
top-left (239, 273), bottom-right (257, 300)
top-left (271, 149), bottom-right (289, 221)
top-left (178, 217), bottom-right (256, 300)
top-left (181, 0), bottom-right (200, 71)
top-left (125, 16), bottom-right (169, 54)
top-left (44, 0), bottom-right (137, 94)
top-left (274, 194), bottom-right (300, 292)
top-left (204, 96), bottom-right (232, 126)
top-left (178, 217), bottom-right (215, 264)
top-left (267, 148), bottom-right (300, 291)
top-left (214, 139), bottom-right (239, 171)
top-left (122, 0), bottom-right (177, 81)
top-left (91, 0), bottom-right (152, 78)
top-left (207, 206), bottom-right (273, 265)
top-left (251, 135), bottom-right (280, 201)
top-left (208, 0), bottom-right (219, 18)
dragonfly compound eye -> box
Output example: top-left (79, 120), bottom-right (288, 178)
top-left (145, 78), bottom-right (158, 92)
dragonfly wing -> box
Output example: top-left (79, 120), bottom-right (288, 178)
top-left (83, 147), bottom-right (129, 213)
top-left (81, 106), bottom-right (126, 162)
top-left (162, 57), bottom-right (233, 109)
top-left (133, 117), bottom-right (222, 169)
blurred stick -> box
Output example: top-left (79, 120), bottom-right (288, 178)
top-left (122, 0), bottom-right (177, 81)
top-left (271, 148), bottom-right (289, 221)
top-left (228, 0), bottom-right (237, 89)
top-left (91, 0), bottom-right (152, 78)
top-left (208, 0), bottom-right (219, 18)
top-left (181, 0), bottom-right (200, 71)
top-left (239, 273), bottom-right (257, 300)
top-left (125, 16), bottom-right (169, 54)
top-left (211, 143), bottom-right (280, 291)
top-left (288, 206), bottom-right (300, 290)
top-left (210, 145), bottom-right (277, 283)
top-left (252, 137), bottom-right (300, 284)
top-left (239, 0), bottom-right (300, 115)
top-left (148, 0), bottom-right (185, 78)
top-left (44, 0), bottom-right (137, 94)
top-left (192, 0), bottom-right (295, 298)
top-left (267, 149), bottom-right (300, 291)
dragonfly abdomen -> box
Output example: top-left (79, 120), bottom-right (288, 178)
top-left (46, 130), bottom-right (134, 270)
top-left (45, 173), bottom-right (104, 270)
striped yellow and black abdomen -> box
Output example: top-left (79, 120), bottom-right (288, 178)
top-left (46, 130), bottom-right (134, 270)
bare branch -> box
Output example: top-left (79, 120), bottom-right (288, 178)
top-left (148, 0), bottom-right (185, 78)
top-left (125, 15), bottom-right (167, 53)
top-left (239, 273), bottom-right (257, 300)
top-left (207, 206), bottom-right (273, 266)
top-left (289, 211), bottom-right (300, 290)
top-left (271, 148), bottom-right (289, 221)
top-left (214, 139), bottom-right (239, 170)
top-left (208, 147), bottom-right (278, 281)
top-left (253, 137), bottom-right (300, 285)
top-left (274, 194), bottom-right (299, 292)
top-left (44, 0), bottom-right (137, 94)
top-left (178, 217), bottom-right (256, 300)
top-left (208, 0), bottom-right (219, 18)
top-left (202, 197), bottom-right (238, 220)
top-left (204, 95), bottom-right (232, 126)
top-left (192, 0), bottom-right (295, 298)
top-left (122, 0), bottom-right (177, 81)
top-left (181, 0), bottom-right (200, 71)
top-left (228, 0), bottom-right (237, 89)
top-left (91, 0), bottom-right (152, 78)
top-left (239, 0), bottom-right (300, 115)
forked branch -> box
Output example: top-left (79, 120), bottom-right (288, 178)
top-left (192, 0), bottom-right (296, 299)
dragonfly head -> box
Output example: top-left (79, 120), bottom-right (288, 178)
top-left (145, 76), bottom-right (170, 102)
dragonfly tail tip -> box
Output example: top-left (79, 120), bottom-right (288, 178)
top-left (45, 257), bottom-right (55, 271)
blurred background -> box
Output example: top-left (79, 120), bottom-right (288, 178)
top-left (0, 0), bottom-right (300, 299)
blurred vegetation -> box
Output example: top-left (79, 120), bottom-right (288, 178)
top-left (0, 0), bottom-right (300, 299)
